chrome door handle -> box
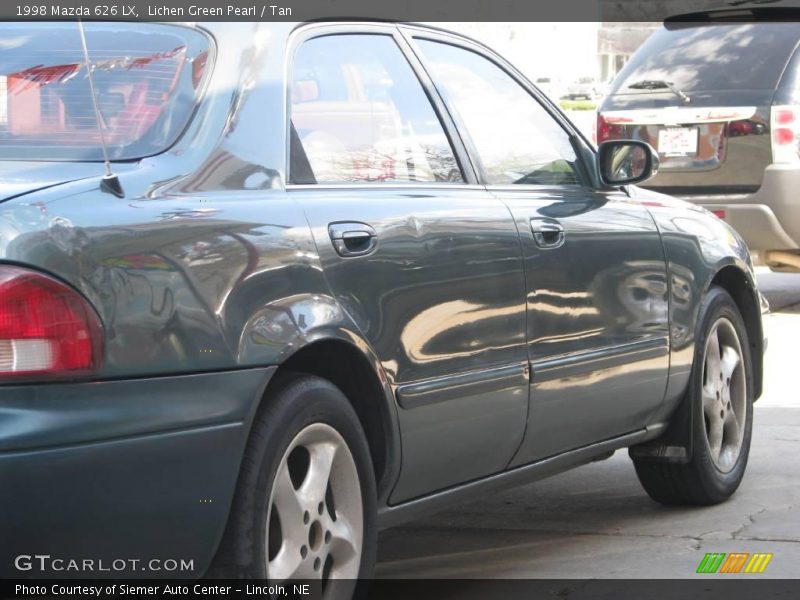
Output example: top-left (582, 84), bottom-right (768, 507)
top-left (328, 222), bottom-right (378, 257)
top-left (530, 218), bottom-right (565, 249)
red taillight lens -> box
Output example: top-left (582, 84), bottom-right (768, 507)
top-left (771, 105), bottom-right (800, 163)
top-left (774, 108), bottom-right (796, 126)
top-left (0, 266), bottom-right (103, 379)
top-left (597, 113), bottom-right (626, 143)
top-left (774, 127), bottom-right (795, 145)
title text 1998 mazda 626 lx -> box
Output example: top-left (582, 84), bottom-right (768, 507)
top-left (0, 21), bottom-right (765, 591)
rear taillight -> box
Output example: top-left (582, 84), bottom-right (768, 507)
top-left (0, 266), bottom-right (103, 379)
top-left (771, 105), bottom-right (800, 164)
top-left (597, 113), bottom-right (626, 143)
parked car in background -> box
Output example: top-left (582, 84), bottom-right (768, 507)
top-left (0, 21), bottom-right (765, 592)
top-left (566, 76), bottom-right (600, 100)
top-left (598, 10), bottom-right (800, 272)
top-left (534, 76), bottom-right (566, 102)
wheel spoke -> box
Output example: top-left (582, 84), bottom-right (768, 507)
top-left (269, 544), bottom-right (304, 583)
top-left (705, 327), bottom-right (722, 385)
top-left (720, 345), bottom-right (740, 382)
top-left (273, 463), bottom-right (305, 543)
top-left (302, 441), bottom-right (337, 502)
top-left (725, 409), bottom-right (742, 446)
top-left (702, 382), bottom-right (718, 413)
top-left (707, 410), bottom-right (724, 460)
top-left (328, 514), bottom-right (359, 569)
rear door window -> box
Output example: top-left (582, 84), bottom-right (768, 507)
top-left (612, 23), bottom-right (800, 94)
top-left (0, 22), bottom-right (211, 161)
top-left (289, 34), bottom-right (463, 184)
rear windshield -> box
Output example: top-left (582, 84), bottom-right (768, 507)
top-left (0, 23), bottom-right (211, 161)
top-left (611, 23), bottom-right (800, 94)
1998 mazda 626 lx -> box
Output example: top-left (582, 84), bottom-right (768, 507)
top-left (0, 20), bottom-right (765, 590)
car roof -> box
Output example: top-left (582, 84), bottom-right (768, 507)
top-left (194, 20), bottom-right (498, 58)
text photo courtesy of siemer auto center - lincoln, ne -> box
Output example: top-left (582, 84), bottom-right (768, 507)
top-left (0, 0), bottom-right (800, 599)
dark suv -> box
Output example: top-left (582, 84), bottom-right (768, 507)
top-left (0, 21), bottom-right (764, 590)
top-left (598, 14), bottom-right (800, 272)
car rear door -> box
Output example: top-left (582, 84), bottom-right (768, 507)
top-left (286, 24), bottom-right (529, 502)
top-left (410, 30), bottom-right (671, 463)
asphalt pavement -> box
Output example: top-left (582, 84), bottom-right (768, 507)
top-left (376, 268), bottom-right (800, 579)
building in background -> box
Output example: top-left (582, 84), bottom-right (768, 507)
top-left (597, 22), bottom-right (659, 83)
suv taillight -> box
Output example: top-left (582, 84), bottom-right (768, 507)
top-left (0, 266), bottom-right (103, 379)
top-left (597, 113), bottom-right (626, 143)
top-left (771, 105), bottom-right (800, 164)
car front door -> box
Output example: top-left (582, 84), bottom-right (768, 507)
top-left (286, 26), bottom-right (529, 502)
top-left (411, 32), bottom-right (671, 464)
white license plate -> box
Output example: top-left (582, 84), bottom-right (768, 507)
top-left (658, 127), bottom-right (699, 156)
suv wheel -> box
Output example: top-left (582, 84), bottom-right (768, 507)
top-left (212, 373), bottom-right (377, 594)
top-left (633, 286), bottom-right (754, 505)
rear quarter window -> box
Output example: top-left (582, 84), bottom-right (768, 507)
top-left (0, 22), bottom-right (211, 161)
top-left (611, 23), bottom-right (800, 94)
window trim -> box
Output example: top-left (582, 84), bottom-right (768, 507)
top-left (283, 22), bottom-right (477, 189)
top-left (398, 25), bottom-right (600, 191)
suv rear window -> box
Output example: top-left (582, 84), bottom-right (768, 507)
top-left (0, 23), bottom-right (211, 161)
top-left (611, 23), bottom-right (800, 94)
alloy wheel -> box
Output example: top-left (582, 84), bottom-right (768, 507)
top-left (701, 317), bottom-right (747, 472)
top-left (265, 423), bottom-right (363, 586)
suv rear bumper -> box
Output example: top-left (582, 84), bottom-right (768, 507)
top-left (672, 164), bottom-right (800, 251)
top-left (0, 368), bottom-right (274, 578)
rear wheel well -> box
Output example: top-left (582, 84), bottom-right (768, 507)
top-left (710, 266), bottom-right (764, 399)
top-left (275, 340), bottom-right (390, 489)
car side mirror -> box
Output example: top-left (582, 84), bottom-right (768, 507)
top-left (597, 140), bottom-right (659, 186)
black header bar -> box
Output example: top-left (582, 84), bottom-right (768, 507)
top-left (3, 0), bottom-right (800, 22)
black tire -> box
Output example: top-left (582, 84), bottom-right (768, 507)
top-left (210, 372), bottom-right (377, 593)
top-left (633, 286), bottom-right (754, 505)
